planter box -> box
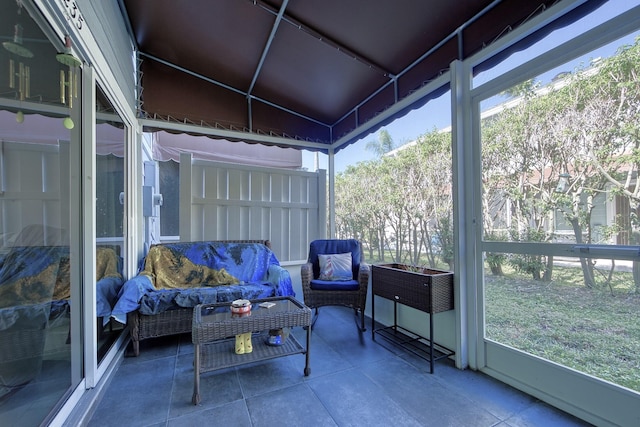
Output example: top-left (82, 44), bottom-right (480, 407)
top-left (371, 263), bottom-right (455, 373)
top-left (372, 263), bottom-right (454, 313)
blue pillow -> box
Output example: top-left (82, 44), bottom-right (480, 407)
top-left (318, 252), bottom-right (352, 281)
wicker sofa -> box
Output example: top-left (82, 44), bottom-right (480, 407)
top-left (110, 240), bottom-right (293, 356)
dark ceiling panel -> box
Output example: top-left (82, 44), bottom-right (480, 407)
top-left (282, 0), bottom-right (489, 74)
top-left (141, 60), bottom-right (249, 128)
top-left (126, 0), bottom-right (274, 91)
top-left (251, 100), bottom-right (331, 143)
top-left (357, 84), bottom-right (396, 132)
top-left (333, 110), bottom-right (357, 143)
top-left (120, 0), bottom-right (580, 151)
top-left (472, 0), bottom-right (608, 76)
top-left (253, 22), bottom-right (389, 124)
top-left (397, 38), bottom-right (458, 100)
top-left (461, 0), bottom-right (547, 59)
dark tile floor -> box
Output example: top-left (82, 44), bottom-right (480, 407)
top-left (87, 306), bottom-right (592, 427)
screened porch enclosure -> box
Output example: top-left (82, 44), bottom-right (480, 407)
top-left (1, 0), bottom-right (640, 426)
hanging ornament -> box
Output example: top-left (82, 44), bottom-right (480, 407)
top-left (56, 35), bottom-right (81, 130)
top-left (3, 3), bottom-right (33, 102)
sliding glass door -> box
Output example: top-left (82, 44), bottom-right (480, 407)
top-left (0, 1), bottom-right (83, 423)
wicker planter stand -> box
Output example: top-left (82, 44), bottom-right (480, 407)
top-left (371, 263), bottom-right (454, 373)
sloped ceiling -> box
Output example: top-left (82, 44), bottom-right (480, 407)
top-left (119, 0), bottom-right (592, 152)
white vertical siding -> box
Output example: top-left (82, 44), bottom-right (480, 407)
top-left (179, 153), bottom-right (324, 261)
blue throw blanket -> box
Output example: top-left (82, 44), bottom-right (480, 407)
top-left (0, 246), bottom-right (122, 316)
top-left (110, 242), bottom-right (293, 324)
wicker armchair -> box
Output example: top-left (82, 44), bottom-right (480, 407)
top-left (301, 239), bottom-right (369, 331)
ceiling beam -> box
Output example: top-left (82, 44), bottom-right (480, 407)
top-left (139, 117), bottom-right (330, 152)
top-left (331, 73), bottom-right (450, 153)
top-left (247, 0), bottom-right (289, 96)
top-left (139, 52), bottom-right (331, 129)
top-left (116, 0), bottom-right (138, 51)
top-left (332, 0), bottom-right (508, 134)
top-left (251, 0), bottom-right (393, 78)
top-left (247, 0), bottom-right (289, 132)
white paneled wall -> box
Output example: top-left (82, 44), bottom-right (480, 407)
top-left (179, 152), bottom-right (325, 262)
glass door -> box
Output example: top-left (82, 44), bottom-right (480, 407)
top-left (0, 0), bottom-right (83, 424)
top-left (95, 85), bottom-right (125, 364)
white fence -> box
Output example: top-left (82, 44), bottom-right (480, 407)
top-left (179, 152), bottom-right (326, 262)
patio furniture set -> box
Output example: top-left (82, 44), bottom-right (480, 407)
top-left (106, 239), bottom-right (454, 403)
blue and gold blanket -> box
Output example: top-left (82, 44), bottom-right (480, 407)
top-left (0, 246), bottom-right (67, 309)
top-left (110, 242), bottom-right (293, 323)
top-left (0, 245), bottom-right (123, 329)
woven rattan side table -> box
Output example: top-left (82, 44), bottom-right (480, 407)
top-left (192, 296), bottom-right (311, 405)
top-left (371, 263), bottom-right (455, 373)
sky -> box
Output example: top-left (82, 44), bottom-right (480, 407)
top-left (302, 0), bottom-right (639, 174)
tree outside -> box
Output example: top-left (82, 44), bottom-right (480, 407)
top-left (336, 128), bottom-right (452, 269)
top-left (482, 37), bottom-right (640, 290)
top-left (480, 37), bottom-right (640, 392)
top-left (334, 36), bottom-right (640, 392)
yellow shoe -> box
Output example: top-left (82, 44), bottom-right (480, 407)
top-left (243, 332), bottom-right (253, 353)
top-left (235, 334), bottom-right (245, 354)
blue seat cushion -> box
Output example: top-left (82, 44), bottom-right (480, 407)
top-left (310, 278), bottom-right (359, 291)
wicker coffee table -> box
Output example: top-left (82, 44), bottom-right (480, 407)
top-left (192, 296), bottom-right (311, 404)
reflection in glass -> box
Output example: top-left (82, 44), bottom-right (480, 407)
top-left (0, 112), bottom-right (78, 425)
top-left (159, 159), bottom-right (179, 238)
top-left (0, 0), bottom-right (84, 423)
top-left (95, 85), bottom-right (125, 363)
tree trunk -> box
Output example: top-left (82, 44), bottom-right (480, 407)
top-left (631, 232), bottom-right (640, 293)
top-left (633, 261), bottom-right (640, 293)
top-left (489, 262), bottom-right (503, 276)
top-left (531, 255), bottom-right (541, 280)
top-left (570, 218), bottom-right (596, 287)
top-left (542, 255), bottom-right (553, 282)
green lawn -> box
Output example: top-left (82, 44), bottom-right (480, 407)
top-left (485, 266), bottom-right (640, 392)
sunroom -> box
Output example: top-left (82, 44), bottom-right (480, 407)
top-left (0, 1), bottom-right (639, 426)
